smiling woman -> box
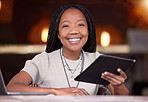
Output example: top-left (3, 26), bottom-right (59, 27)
top-left (6, 4), bottom-right (129, 96)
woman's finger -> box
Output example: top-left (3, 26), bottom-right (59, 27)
top-left (73, 92), bottom-right (83, 96)
top-left (117, 68), bottom-right (127, 79)
top-left (73, 88), bottom-right (89, 96)
top-left (79, 88), bottom-right (89, 95)
top-left (101, 75), bottom-right (122, 85)
top-left (102, 72), bottom-right (125, 83)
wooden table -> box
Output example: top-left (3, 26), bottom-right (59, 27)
top-left (0, 95), bottom-right (148, 102)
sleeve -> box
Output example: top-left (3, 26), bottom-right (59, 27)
top-left (22, 59), bottom-right (39, 83)
top-left (21, 52), bottom-right (48, 84)
top-left (97, 85), bottom-right (111, 95)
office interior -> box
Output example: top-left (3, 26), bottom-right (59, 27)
top-left (0, 0), bottom-right (148, 95)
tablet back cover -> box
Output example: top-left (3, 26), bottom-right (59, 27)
top-left (75, 54), bottom-right (136, 86)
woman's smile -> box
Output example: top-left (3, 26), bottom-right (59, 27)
top-left (67, 35), bottom-right (83, 44)
top-left (68, 38), bottom-right (81, 43)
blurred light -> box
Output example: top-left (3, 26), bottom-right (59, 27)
top-left (41, 27), bottom-right (48, 43)
top-left (0, 0), bottom-right (1, 10)
top-left (143, 0), bottom-right (148, 10)
top-left (135, 0), bottom-right (148, 22)
top-left (100, 31), bottom-right (110, 47)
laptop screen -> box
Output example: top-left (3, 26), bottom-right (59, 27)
top-left (0, 69), bottom-right (8, 95)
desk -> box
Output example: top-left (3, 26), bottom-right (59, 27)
top-left (0, 96), bottom-right (148, 102)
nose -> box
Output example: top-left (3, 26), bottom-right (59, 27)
top-left (69, 30), bottom-right (79, 34)
top-left (69, 26), bottom-right (79, 34)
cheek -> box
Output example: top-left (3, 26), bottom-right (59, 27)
top-left (58, 33), bottom-right (63, 42)
top-left (58, 29), bottom-right (69, 38)
top-left (85, 35), bottom-right (88, 42)
top-left (58, 28), bottom-right (64, 38)
top-left (80, 25), bottom-right (88, 34)
top-left (58, 34), bottom-right (64, 40)
top-left (82, 28), bottom-right (89, 37)
top-left (83, 29), bottom-right (89, 43)
top-left (58, 34), bottom-right (64, 45)
top-left (58, 33), bottom-right (67, 44)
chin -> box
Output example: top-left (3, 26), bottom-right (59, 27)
top-left (68, 46), bottom-right (82, 52)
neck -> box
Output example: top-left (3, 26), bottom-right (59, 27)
top-left (62, 48), bottom-right (81, 61)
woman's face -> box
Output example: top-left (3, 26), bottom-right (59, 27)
top-left (58, 8), bottom-right (88, 52)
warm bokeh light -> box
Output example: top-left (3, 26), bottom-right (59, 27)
top-left (134, 0), bottom-right (148, 22)
top-left (41, 27), bottom-right (48, 43)
top-left (0, 0), bottom-right (1, 10)
top-left (100, 31), bottom-right (110, 47)
top-left (143, 0), bottom-right (148, 10)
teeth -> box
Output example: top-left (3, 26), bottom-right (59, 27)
top-left (68, 38), bottom-right (80, 42)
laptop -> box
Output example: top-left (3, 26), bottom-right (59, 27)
top-left (0, 69), bottom-right (51, 95)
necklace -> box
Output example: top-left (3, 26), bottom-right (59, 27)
top-left (63, 58), bottom-right (81, 82)
top-left (60, 48), bottom-right (84, 88)
top-left (62, 52), bottom-right (82, 75)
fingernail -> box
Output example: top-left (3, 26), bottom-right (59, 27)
top-left (104, 72), bottom-right (108, 74)
top-left (117, 68), bottom-right (121, 72)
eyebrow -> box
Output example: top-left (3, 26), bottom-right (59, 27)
top-left (60, 20), bottom-right (69, 25)
top-left (60, 19), bottom-right (86, 25)
top-left (77, 19), bottom-right (85, 22)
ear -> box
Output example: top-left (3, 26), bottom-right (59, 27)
top-left (57, 32), bottom-right (60, 38)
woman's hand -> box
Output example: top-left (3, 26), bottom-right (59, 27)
top-left (53, 87), bottom-right (89, 96)
top-left (28, 83), bottom-right (89, 96)
top-left (101, 68), bottom-right (127, 87)
top-left (101, 68), bottom-right (129, 95)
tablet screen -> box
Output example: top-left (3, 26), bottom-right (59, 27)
top-left (75, 54), bottom-right (136, 86)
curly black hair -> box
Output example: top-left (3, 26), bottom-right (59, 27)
top-left (45, 4), bottom-right (96, 53)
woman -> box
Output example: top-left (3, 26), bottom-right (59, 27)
top-left (7, 4), bottom-right (129, 96)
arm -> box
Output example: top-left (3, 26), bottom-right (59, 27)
top-left (7, 71), bottom-right (89, 96)
top-left (7, 71), bottom-right (55, 94)
top-left (101, 68), bottom-right (129, 95)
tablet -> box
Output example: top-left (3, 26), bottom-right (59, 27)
top-left (75, 54), bottom-right (136, 86)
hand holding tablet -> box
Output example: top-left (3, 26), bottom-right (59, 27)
top-left (75, 54), bottom-right (136, 86)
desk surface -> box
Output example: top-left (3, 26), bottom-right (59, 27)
top-left (0, 96), bottom-right (148, 102)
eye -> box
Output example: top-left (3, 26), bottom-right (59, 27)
top-left (78, 23), bottom-right (85, 27)
top-left (62, 24), bottom-right (70, 28)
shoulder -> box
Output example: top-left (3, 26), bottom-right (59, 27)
top-left (83, 51), bottom-right (101, 59)
top-left (25, 49), bottom-right (60, 66)
top-left (33, 49), bottom-right (60, 60)
top-left (82, 51), bottom-right (102, 67)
